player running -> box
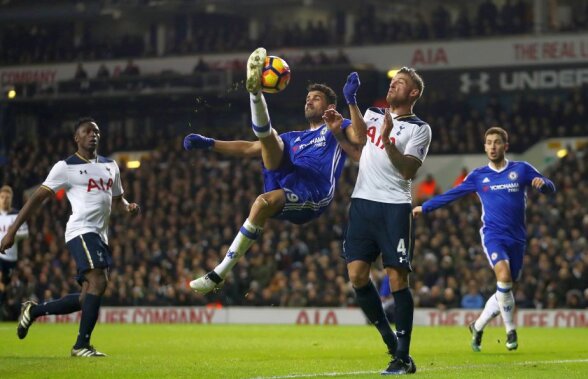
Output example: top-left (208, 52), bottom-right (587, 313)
top-left (184, 47), bottom-right (363, 294)
top-left (413, 126), bottom-right (555, 352)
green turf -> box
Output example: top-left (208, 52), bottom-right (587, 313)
top-left (1, 323), bottom-right (587, 378)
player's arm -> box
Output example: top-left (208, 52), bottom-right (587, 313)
top-left (413, 178), bottom-right (477, 217)
top-left (183, 133), bottom-right (262, 158)
top-left (525, 163), bottom-right (556, 194)
top-left (113, 196), bottom-right (140, 215)
top-left (0, 187), bottom-right (52, 253)
top-left (381, 110), bottom-right (421, 180)
top-left (343, 72), bottom-right (367, 145)
top-left (323, 109), bottom-right (362, 162)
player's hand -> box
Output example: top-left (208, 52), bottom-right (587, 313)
top-left (127, 203), bottom-right (140, 216)
top-left (381, 109), bottom-right (394, 145)
top-left (343, 72), bottom-right (360, 105)
top-left (531, 177), bottom-right (545, 189)
top-left (322, 109), bottom-right (344, 135)
top-left (412, 206), bottom-right (423, 218)
top-left (183, 134), bottom-right (215, 151)
top-left (0, 232), bottom-right (15, 254)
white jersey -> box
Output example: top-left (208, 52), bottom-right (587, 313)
top-left (0, 209), bottom-right (28, 262)
top-left (41, 153), bottom-right (123, 244)
top-left (352, 108), bottom-right (432, 204)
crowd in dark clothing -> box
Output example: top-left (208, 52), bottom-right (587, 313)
top-left (0, 102), bottom-right (586, 320)
top-left (3, 0), bottom-right (588, 65)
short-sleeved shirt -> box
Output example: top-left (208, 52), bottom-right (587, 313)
top-left (0, 209), bottom-right (28, 262)
top-left (352, 108), bottom-right (432, 204)
top-left (42, 153), bottom-right (123, 244)
top-left (263, 119), bottom-right (351, 223)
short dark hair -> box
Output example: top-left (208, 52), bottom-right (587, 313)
top-left (74, 117), bottom-right (96, 133)
top-left (485, 126), bottom-right (508, 143)
top-left (398, 67), bottom-right (425, 100)
top-left (307, 83), bottom-right (337, 107)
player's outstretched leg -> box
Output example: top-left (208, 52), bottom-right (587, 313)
top-left (506, 329), bottom-right (518, 351)
top-left (468, 322), bottom-right (483, 352)
top-left (246, 47), bottom-right (266, 94)
top-left (381, 355), bottom-right (416, 376)
top-left (190, 218), bottom-right (263, 295)
top-left (17, 300), bottom-right (37, 339)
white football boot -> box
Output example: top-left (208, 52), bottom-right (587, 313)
top-left (190, 271), bottom-right (224, 294)
top-left (246, 47), bottom-right (267, 94)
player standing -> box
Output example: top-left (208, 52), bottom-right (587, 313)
top-left (184, 47), bottom-right (363, 294)
top-left (413, 126), bottom-right (555, 352)
top-left (341, 68), bottom-right (431, 375)
top-left (0, 118), bottom-right (140, 357)
top-left (0, 185), bottom-right (29, 320)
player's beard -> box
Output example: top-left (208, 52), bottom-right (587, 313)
top-left (305, 109), bottom-right (323, 125)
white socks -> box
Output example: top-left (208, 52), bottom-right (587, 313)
top-left (213, 219), bottom-right (263, 278)
top-left (496, 281), bottom-right (516, 332)
top-left (474, 294), bottom-right (500, 331)
top-left (250, 93), bottom-right (272, 138)
top-left (474, 282), bottom-right (516, 333)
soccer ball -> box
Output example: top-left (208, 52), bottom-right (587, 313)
top-left (261, 56), bottom-right (291, 94)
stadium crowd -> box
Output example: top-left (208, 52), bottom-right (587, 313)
top-left (3, 0), bottom-right (587, 65)
top-left (0, 103), bottom-right (586, 320)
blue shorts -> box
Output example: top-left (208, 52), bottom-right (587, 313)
top-left (343, 199), bottom-right (414, 271)
top-left (481, 235), bottom-right (525, 281)
top-left (263, 168), bottom-right (331, 225)
top-left (66, 232), bottom-right (113, 285)
top-left (0, 258), bottom-right (16, 285)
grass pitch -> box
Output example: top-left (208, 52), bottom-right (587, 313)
top-left (1, 323), bottom-right (587, 378)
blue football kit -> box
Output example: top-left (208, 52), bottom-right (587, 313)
top-left (263, 119), bottom-right (351, 224)
top-left (422, 160), bottom-right (555, 280)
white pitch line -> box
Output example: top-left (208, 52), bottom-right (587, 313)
top-left (249, 358), bottom-right (588, 379)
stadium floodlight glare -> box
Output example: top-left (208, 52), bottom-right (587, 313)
top-left (387, 68), bottom-right (401, 79)
top-left (127, 160), bottom-right (141, 169)
top-left (7, 89), bottom-right (16, 99)
top-left (556, 149), bottom-right (568, 158)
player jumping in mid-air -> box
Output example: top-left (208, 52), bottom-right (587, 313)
top-left (413, 126), bottom-right (555, 352)
top-left (184, 47), bottom-right (363, 294)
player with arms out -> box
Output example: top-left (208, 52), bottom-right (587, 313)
top-left (341, 68), bottom-right (431, 375)
top-left (0, 185), bottom-right (29, 320)
top-left (184, 47), bottom-right (363, 294)
top-left (413, 126), bottom-right (555, 352)
top-left (0, 118), bottom-right (140, 357)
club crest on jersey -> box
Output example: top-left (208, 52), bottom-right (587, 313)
top-left (508, 171), bottom-right (518, 181)
top-left (87, 177), bottom-right (113, 192)
top-left (321, 127), bottom-right (328, 136)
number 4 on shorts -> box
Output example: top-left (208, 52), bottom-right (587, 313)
top-left (397, 239), bottom-right (406, 255)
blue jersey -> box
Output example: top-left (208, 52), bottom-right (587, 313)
top-left (263, 119), bottom-right (351, 224)
top-left (422, 160), bottom-right (555, 243)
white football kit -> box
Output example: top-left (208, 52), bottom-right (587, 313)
top-left (41, 153), bottom-right (123, 244)
top-left (0, 210), bottom-right (28, 262)
top-left (352, 108), bottom-right (432, 204)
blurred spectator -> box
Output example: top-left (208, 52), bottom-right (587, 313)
top-left (460, 280), bottom-right (484, 309)
top-left (121, 59), bottom-right (140, 76)
top-left (416, 174), bottom-right (440, 201)
top-left (96, 63), bottom-right (110, 79)
top-left (193, 58), bottom-right (210, 73)
top-left (74, 63), bottom-right (88, 80)
top-left (452, 167), bottom-right (468, 187)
